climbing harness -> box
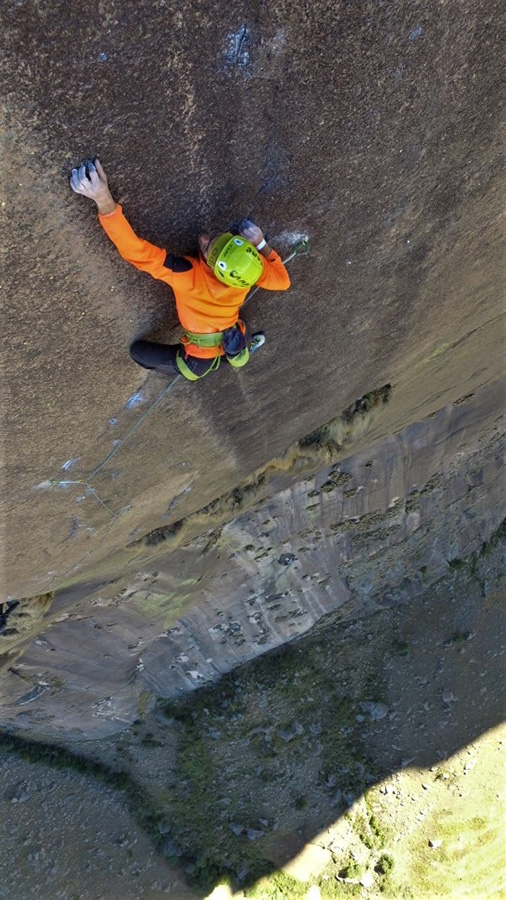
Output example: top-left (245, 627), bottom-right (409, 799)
top-left (181, 329), bottom-right (225, 349)
top-left (175, 350), bottom-right (221, 381)
top-left (178, 320), bottom-right (250, 377)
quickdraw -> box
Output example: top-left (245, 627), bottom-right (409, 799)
top-left (243, 238), bottom-right (310, 307)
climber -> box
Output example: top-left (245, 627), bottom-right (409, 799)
top-left (70, 158), bottom-right (291, 381)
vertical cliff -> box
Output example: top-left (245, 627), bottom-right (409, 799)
top-left (1, 0), bottom-right (504, 735)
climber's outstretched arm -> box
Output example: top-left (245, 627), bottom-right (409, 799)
top-left (70, 158), bottom-right (168, 278)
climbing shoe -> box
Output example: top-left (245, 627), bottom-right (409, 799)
top-left (250, 332), bottom-right (266, 354)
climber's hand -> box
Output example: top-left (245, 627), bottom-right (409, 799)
top-left (70, 158), bottom-right (116, 215)
top-left (239, 219), bottom-right (264, 248)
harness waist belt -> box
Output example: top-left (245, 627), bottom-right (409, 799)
top-left (182, 330), bottom-right (224, 349)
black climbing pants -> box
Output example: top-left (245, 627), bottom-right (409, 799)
top-left (130, 340), bottom-right (217, 378)
top-left (130, 321), bottom-right (252, 379)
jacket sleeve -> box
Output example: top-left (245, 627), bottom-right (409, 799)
top-left (256, 249), bottom-right (291, 291)
top-left (98, 204), bottom-right (173, 283)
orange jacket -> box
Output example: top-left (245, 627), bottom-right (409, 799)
top-left (99, 205), bottom-right (291, 358)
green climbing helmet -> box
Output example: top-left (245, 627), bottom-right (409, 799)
top-left (207, 233), bottom-right (264, 288)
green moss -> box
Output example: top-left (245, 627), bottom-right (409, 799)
top-left (140, 733), bottom-right (163, 748)
top-left (375, 852), bottom-right (395, 874)
top-left (340, 861), bottom-right (363, 879)
top-left (351, 810), bottom-right (388, 851)
top-left (245, 871), bottom-right (308, 898)
top-left (151, 627), bottom-right (387, 888)
top-left (328, 467), bottom-right (353, 487)
top-left (369, 814), bottom-right (385, 840)
top-left (479, 517), bottom-right (506, 556)
top-left (420, 473), bottom-right (442, 494)
top-left (423, 343), bottom-right (450, 363)
top-left (451, 630), bottom-right (471, 644)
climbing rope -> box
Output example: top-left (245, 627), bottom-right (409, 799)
top-left (46, 376), bottom-right (181, 517)
top-left (88, 375), bottom-right (181, 480)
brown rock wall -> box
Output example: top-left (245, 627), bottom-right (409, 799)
top-left (1, 1), bottom-right (504, 738)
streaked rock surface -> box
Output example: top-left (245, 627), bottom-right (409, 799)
top-left (1, 382), bottom-right (503, 738)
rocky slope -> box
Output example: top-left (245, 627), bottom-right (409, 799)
top-left (1, 527), bottom-right (504, 898)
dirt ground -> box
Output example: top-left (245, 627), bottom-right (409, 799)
top-left (0, 754), bottom-right (196, 900)
top-left (1, 724), bottom-right (504, 900)
top-left (1, 530), bottom-right (504, 900)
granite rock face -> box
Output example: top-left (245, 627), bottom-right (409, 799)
top-left (1, 2), bottom-right (504, 738)
top-left (1, 383), bottom-right (503, 738)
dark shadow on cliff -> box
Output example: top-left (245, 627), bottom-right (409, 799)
top-left (1, 522), bottom-right (504, 897)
